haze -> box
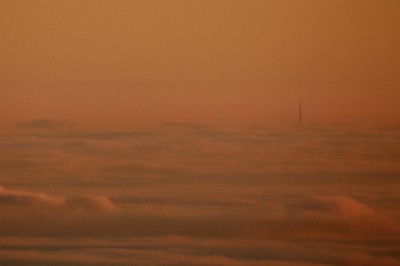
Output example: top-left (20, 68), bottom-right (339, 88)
top-left (1, 0), bottom-right (399, 127)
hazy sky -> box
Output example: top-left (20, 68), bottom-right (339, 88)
top-left (1, 0), bottom-right (399, 126)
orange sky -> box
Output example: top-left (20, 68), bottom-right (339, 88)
top-left (1, 0), bottom-right (399, 127)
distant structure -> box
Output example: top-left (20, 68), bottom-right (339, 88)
top-left (299, 97), bottom-right (302, 126)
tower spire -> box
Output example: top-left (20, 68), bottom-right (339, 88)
top-left (299, 97), bottom-right (302, 126)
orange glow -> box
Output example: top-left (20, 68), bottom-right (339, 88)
top-left (1, 0), bottom-right (399, 127)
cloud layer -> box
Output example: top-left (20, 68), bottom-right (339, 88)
top-left (0, 123), bottom-right (399, 265)
top-left (0, 187), bottom-right (115, 211)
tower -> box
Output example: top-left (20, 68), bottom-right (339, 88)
top-left (299, 97), bottom-right (302, 126)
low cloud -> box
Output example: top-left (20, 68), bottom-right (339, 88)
top-left (276, 195), bottom-right (400, 238)
top-left (0, 236), bottom-right (398, 266)
top-left (0, 187), bottom-right (115, 212)
top-left (66, 196), bottom-right (115, 211)
top-left (0, 124), bottom-right (399, 265)
top-left (0, 187), bottom-right (62, 206)
top-left (291, 195), bottom-right (375, 218)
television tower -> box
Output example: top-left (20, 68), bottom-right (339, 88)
top-left (299, 97), bottom-right (302, 126)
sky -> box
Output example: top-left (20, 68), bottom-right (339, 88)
top-left (1, 0), bottom-right (400, 127)
top-left (0, 1), bottom-right (400, 265)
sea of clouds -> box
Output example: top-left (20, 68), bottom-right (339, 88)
top-left (0, 120), bottom-right (399, 265)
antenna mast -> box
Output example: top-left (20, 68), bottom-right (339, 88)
top-left (299, 97), bottom-right (302, 126)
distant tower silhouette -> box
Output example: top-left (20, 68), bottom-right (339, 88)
top-left (299, 97), bottom-right (302, 126)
